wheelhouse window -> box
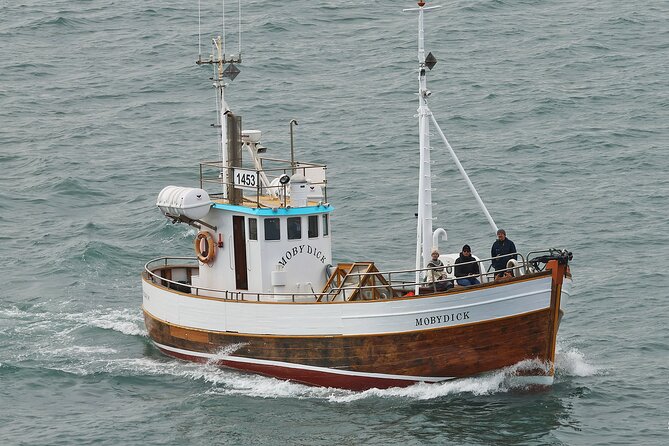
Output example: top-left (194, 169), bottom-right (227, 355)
top-left (287, 217), bottom-right (302, 240)
top-left (248, 218), bottom-right (258, 240)
top-left (264, 218), bottom-right (280, 240)
top-left (322, 214), bottom-right (329, 236)
top-left (308, 215), bottom-right (319, 238)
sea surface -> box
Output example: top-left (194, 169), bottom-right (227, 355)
top-left (1, 1), bottom-right (668, 445)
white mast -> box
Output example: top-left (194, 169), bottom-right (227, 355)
top-left (416, 4), bottom-right (433, 290)
top-left (405, 2), bottom-right (497, 292)
top-left (406, 2), bottom-right (440, 290)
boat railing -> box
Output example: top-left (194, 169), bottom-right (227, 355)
top-left (144, 257), bottom-right (414, 302)
top-left (325, 253), bottom-right (529, 299)
top-left (144, 251), bottom-right (548, 303)
top-left (484, 252), bottom-right (528, 277)
top-left (144, 257), bottom-right (334, 303)
top-left (198, 157), bottom-right (327, 208)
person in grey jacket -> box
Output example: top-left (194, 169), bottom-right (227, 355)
top-left (425, 249), bottom-right (453, 291)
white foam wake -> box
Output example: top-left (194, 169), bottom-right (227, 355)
top-left (35, 343), bottom-right (600, 400)
top-left (83, 308), bottom-right (146, 337)
top-left (554, 342), bottom-right (601, 377)
top-left (1, 304), bottom-right (146, 337)
top-left (199, 343), bottom-right (600, 401)
top-left (200, 361), bottom-right (543, 402)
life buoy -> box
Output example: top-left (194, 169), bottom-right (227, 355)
top-left (506, 258), bottom-right (524, 276)
top-left (194, 231), bottom-right (216, 264)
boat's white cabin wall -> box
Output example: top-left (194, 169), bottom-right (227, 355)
top-left (191, 207), bottom-right (332, 297)
top-left (257, 211), bottom-right (332, 298)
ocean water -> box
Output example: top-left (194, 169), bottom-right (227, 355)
top-left (1, 0), bottom-right (668, 444)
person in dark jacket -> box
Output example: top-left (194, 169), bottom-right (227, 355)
top-left (454, 244), bottom-right (480, 286)
top-left (491, 229), bottom-right (517, 277)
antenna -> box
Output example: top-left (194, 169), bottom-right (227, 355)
top-left (197, 0), bottom-right (243, 63)
top-left (238, 0), bottom-right (242, 58)
top-left (222, 0), bottom-right (226, 55)
top-left (198, 0), bottom-right (202, 61)
top-left (196, 1), bottom-right (242, 75)
top-left (220, 0), bottom-right (243, 60)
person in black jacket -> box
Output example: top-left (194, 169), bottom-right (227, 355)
top-left (491, 229), bottom-right (517, 277)
top-left (454, 244), bottom-right (480, 286)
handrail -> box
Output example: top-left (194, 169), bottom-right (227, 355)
top-left (145, 257), bottom-right (418, 302)
top-left (320, 253), bottom-right (530, 298)
top-left (144, 257), bottom-right (325, 302)
top-left (340, 253), bottom-right (526, 280)
top-left (199, 158), bottom-right (328, 208)
top-left (144, 251), bottom-right (550, 303)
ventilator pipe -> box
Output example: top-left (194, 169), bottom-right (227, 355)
top-left (289, 119), bottom-right (298, 174)
top-left (432, 228), bottom-right (447, 251)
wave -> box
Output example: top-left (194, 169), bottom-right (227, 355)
top-left (555, 344), bottom-right (602, 378)
top-left (42, 345), bottom-right (119, 356)
top-left (47, 176), bottom-right (111, 198)
top-left (82, 308), bottom-right (147, 337)
top-left (0, 304), bottom-right (146, 338)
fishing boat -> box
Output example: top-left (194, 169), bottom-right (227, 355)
top-left (142, 1), bottom-right (573, 390)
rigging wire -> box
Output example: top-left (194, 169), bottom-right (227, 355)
top-left (222, 0), bottom-right (226, 55)
top-left (197, 0), bottom-right (201, 59)
top-left (205, 0), bottom-right (241, 60)
top-left (238, 0), bottom-right (242, 57)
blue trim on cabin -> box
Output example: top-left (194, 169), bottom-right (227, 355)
top-left (211, 203), bottom-right (334, 216)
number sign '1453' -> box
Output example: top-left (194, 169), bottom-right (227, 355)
top-left (233, 168), bottom-right (258, 190)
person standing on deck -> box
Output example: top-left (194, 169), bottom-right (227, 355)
top-left (491, 229), bottom-right (517, 277)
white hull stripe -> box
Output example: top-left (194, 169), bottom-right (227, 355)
top-left (143, 275), bottom-right (556, 336)
top-left (153, 341), bottom-right (455, 383)
top-left (341, 288), bottom-right (548, 319)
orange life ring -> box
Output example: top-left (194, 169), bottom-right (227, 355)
top-left (194, 231), bottom-right (216, 264)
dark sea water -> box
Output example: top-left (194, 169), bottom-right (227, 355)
top-left (1, 1), bottom-right (668, 444)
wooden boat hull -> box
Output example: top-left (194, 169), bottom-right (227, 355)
top-left (142, 261), bottom-right (569, 390)
top-left (144, 307), bottom-right (555, 390)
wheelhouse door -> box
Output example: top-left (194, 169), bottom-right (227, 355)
top-left (232, 215), bottom-right (248, 290)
